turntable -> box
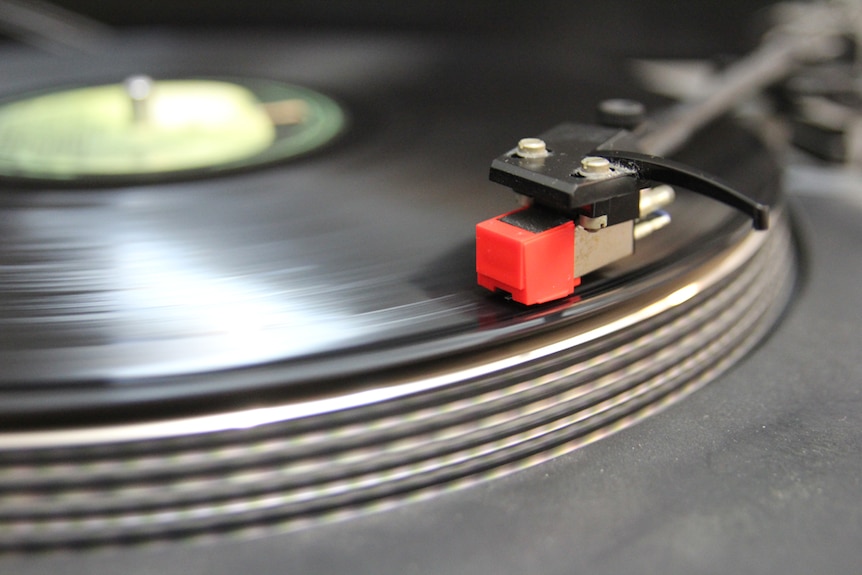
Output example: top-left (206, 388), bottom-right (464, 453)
top-left (1, 0), bottom-right (861, 573)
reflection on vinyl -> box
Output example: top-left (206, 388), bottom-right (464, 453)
top-left (0, 25), bottom-right (801, 550)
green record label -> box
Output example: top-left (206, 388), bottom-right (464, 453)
top-left (0, 77), bottom-right (346, 185)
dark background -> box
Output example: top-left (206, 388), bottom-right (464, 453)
top-left (34, 1), bottom-right (775, 57)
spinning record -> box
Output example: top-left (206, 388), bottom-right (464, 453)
top-left (0, 29), bottom-right (795, 548)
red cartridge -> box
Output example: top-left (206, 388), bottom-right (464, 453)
top-left (476, 208), bottom-right (578, 305)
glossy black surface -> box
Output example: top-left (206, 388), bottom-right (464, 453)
top-left (0, 30), bottom-right (776, 424)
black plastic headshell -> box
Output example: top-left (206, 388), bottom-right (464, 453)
top-left (489, 123), bottom-right (769, 230)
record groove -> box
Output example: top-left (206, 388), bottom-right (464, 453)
top-left (0, 206), bottom-right (795, 550)
top-left (0, 30), bottom-right (799, 552)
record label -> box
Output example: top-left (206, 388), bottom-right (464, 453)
top-left (0, 77), bottom-right (346, 185)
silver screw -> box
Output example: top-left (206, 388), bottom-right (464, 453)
top-left (580, 156), bottom-right (611, 176)
top-left (638, 184), bottom-right (676, 218)
top-left (124, 75), bottom-right (154, 124)
top-left (517, 138), bottom-right (549, 159)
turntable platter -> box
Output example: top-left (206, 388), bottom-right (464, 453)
top-left (0, 22), bottom-right (797, 551)
top-left (0, 31), bottom-right (784, 423)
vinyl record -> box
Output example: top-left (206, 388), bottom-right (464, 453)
top-left (0, 29), bottom-right (795, 548)
top-left (0, 29), bottom-right (785, 416)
